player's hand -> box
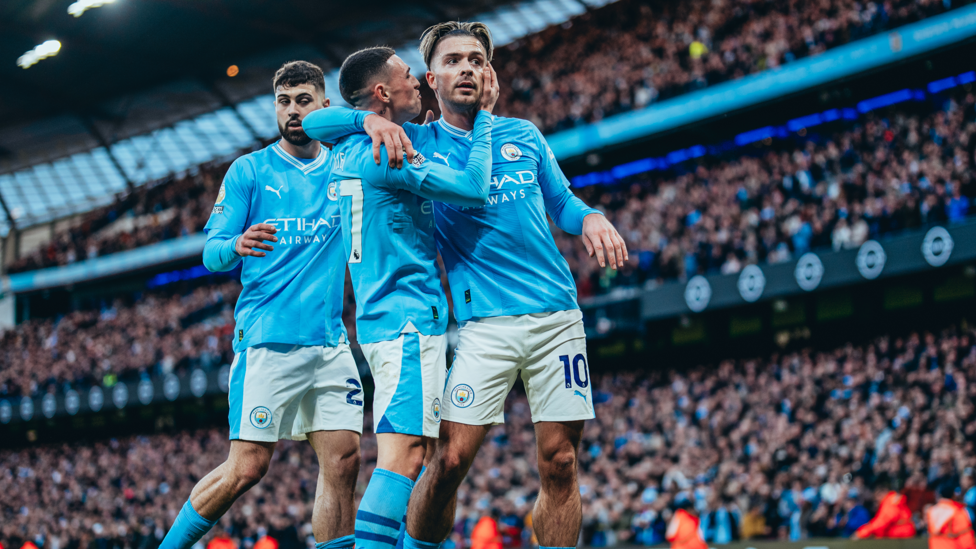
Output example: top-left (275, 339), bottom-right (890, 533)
top-left (479, 63), bottom-right (499, 114)
top-left (581, 213), bottom-right (628, 269)
top-left (364, 114), bottom-right (415, 169)
top-left (235, 223), bottom-right (278, 258)
top-left (422, 110), bottom-right (435, 125)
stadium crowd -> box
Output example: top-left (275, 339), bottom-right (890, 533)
top-left (0, 281), bottom-right (241, 398)
top-left (2, 322), bottom-right (975, 547)
top-left (561, 92), bottom-right (976, 297)
top-left (494, 0), bottom-right (971, 133)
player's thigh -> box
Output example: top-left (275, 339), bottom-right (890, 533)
top-left (290, 344), bottom-right (365, 441)
top-left (361, 333), bottom-right (446, 438)
top-left (228, 343), bottom-right (319, 443)
top-left (521, 310), bottom-right (595, 424)
top-left (442, 318), bottom-right (521, 427)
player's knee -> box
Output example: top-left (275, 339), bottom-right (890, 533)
top-left (539, 448), bottom-right (577, 487)
top-left (434, 447), bottom-right (470, 485)
top-left (234, 458), bottom-right (270, 490)
top-left (328, 445), bottom-right (361, 482)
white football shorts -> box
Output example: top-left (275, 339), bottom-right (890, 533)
top-left (442, 309), bottom-right (595, 425)
top-left (228, 342), bottom-right (364, 442)
top-left (360, 332), bottom-right (446, 438)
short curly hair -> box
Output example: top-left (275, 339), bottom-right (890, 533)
top-left (419, 21), bottom-right (493, 69)
top-left (272, 60), bottom-right (325, 95)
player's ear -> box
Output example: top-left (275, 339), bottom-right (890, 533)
top-left (322, 96), bottom-right (330, 108)
top-left (426, 71), bottom-right (436, 91)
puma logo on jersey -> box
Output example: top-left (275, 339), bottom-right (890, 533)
top-left (265, 185), bottom-right (284, 199)
top-left (574, 390), bottom-right (588, 404)
top-left (433, 152), bottom-right (452, 166)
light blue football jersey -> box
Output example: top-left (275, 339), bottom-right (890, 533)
top-left (302, 108), bottom-right (602, 322)
top-left (202, 142), bottom-right (347, 353)
top-left (317, 111), bottom-right (494, 344)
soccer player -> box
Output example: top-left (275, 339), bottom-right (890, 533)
top-left (301, 22), bottom-right (628, 549)
top-left (303, 47), bottom-right (497, 549)
top-left (159, 61), bottom-right (363, 549)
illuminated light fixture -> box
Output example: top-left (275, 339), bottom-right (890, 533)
top-left (68, 0), bottom-right (117, 18)
top-left (226, 65), bottom-right (239, 77)
top-left (17, 40), bottom-right (61, 69)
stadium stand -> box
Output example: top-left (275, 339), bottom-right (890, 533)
top-left (493, 0), bottom-right (973, 134)
top-left (560, 90), bottom-right (976, 297)
top-left (0, 281), bottom-right (240, 397)
top-left (4, 155), bottom-right (238, 274)
top-left (2, 322), bottom-right (973, 547)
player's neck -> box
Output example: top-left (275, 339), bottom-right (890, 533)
top-left (439, 104), bottom-right (477, 131)
top-left (279, 139), bottom-right (320, 159)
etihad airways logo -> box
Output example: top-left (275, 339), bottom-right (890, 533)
top-left (490, 170), bottom-right (535, 189)
top-left (261, 215), bottom-right (341, 245)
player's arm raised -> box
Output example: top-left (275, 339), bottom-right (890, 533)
top-left (303, 106), bottom-right (417, 169)
top-left (375, 64), bottom-right (499, 207)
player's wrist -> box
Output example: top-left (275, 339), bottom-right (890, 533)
top-left (232, 235), bottom-right (245, 256)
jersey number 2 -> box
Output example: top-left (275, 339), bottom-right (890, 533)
top-left (339, 179), bottom-right (364, 263)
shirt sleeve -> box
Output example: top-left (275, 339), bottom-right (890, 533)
top-left (202, 158), bottom-right (252, 272)
top-left (302, 107), bottom-right (371, 144)
top-left (303, 107), bottom-right (434, 150)
top-left (533, 125), bottom-right (602, 235)
top-left (365, 111), bottom-right (493, 208)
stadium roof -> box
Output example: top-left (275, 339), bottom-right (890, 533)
top-left (0, 0), bottom-right (611, 233)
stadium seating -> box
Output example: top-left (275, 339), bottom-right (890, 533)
top-left (494, 0), bottom-right (971, 134)
top-left (3, 323), bottom-right (973, 547)
top-left (5, 159), bottom-right (231, 275)
top-left (559, 91), bottom-right (976, 297)
top-left (0, 281), bottom-right (241, 397)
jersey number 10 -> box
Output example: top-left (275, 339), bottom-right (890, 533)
top-left (559, 354), bottom-right (589, 389)
top-left (339, 179), bottom-right (364, 263)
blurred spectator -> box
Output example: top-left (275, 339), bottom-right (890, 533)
top-left (470, 509), bottom-right (503, 549)
top-left (665, 500), bottom-right (706, 549)
top-left (926, 485), bottom-right (976, 549)
top-left (852, 487), bottom-right (917, 539)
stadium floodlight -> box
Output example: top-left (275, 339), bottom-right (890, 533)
top-left (16, 40), bottom-right (61, 69)
top-left (68, 0), bottom-right (116, 18)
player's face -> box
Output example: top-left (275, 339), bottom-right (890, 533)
top-left (275, 83), bottom-right (329, 146)
top-left (383, 55), bottom-right (422, 123)
top-left (427, 36), bottom-right (487, 109)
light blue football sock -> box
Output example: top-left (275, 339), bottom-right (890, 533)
top-left (159, 499), bottom-right (218, 549)
top-left (402, 533), bottom-right (441, 549)
top-left (316, 535), bottom-right (355, 549)
top-left (356, 469), bottom-right (414, 549)
top-left (394, 466), bottom-right (425, 549)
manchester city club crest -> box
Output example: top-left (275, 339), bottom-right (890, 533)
top-left (431, 398), bottom-right (441, 422)
top-left (327, 181), bottom-right (338, 201)
top-left (451, 384), bottom-right (475, 408)
top-left (249, 406), bottom-right (272, 429)
top-left (500, 143), bottom-right (522, 161)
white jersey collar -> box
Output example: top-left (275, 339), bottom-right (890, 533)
top-left (437, 118), bottom-right (474, 141)
top-left (272, 142), bottom-right (328, 174)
